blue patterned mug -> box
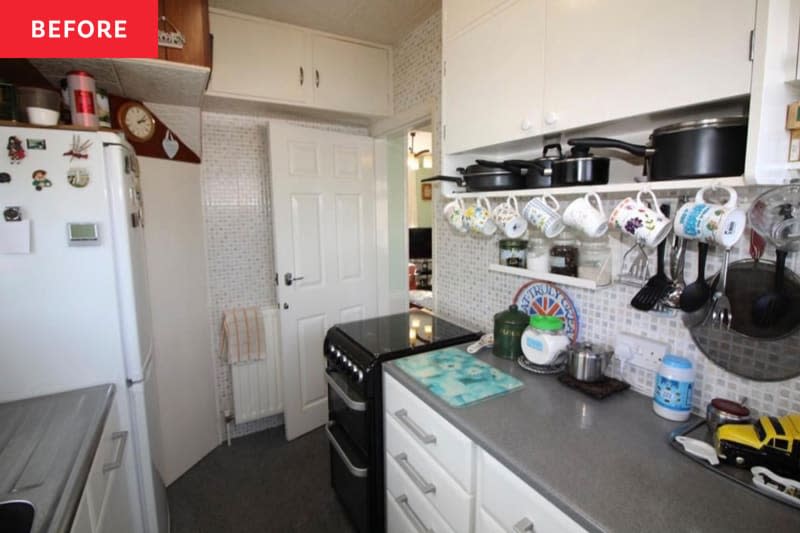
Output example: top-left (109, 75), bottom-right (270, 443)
top-left (673, 185), bottom-right (745, 248)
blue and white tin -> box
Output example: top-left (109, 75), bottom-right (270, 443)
top-left (653, 355), bottom-right (694, 421)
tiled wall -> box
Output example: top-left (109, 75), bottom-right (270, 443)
top-left (200, 111), bottom-right (367, 438)
top-left (432, 190), bottom-right (800, 418)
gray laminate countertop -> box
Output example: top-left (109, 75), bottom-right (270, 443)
top-left (384, 348), bottom-right (800, 532)
top-left (0, 384), bottom-right (115, 533)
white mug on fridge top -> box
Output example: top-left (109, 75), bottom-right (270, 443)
top-left (609, 189), bottom-right (672, 247)
top-left (522, 194), bottom-right (564, 238)
top-left (492, 196), bottom-right (527, 238)
top-left (673, 185), bottom-right (745, 248)
top-left (562, 192), bottom-right (608, 238)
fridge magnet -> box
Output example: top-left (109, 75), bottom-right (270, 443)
top-left (421, 183), bottom-right (432, 201)
top-left (26, 138), bottom-right (46, 150)
top-left (7, 136), bottom-right (25, 163)
top-left (32, 169), bottom-right (52, 191)
top-left (67, 168), bottom-right (90, 188)
top-left (0, 172), bottom-right (10, 183)
top-left (63, 134), bottom-right (92, 161)
top-left (162, 130), bottom-right (179, 159)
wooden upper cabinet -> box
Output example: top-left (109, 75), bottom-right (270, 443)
top-left (541, 0), bottom-right (756, 133)
top-left (159, 0), bottom-right (211, 67)
top-left (312, 35), bottom-right (392, 116)
top-left (207, 11), bottom-right (311, 103)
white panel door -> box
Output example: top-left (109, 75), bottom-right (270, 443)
top-left (208, 11), bottom-right (311, 104)
top-left (444, 0), bottom-right (545, 154)
top-left (542, 0), bottom-right (756, 133)
top-left (270, 121), bottom-right (378, 440)
top-left (312, 35), bottom-right (392, 116)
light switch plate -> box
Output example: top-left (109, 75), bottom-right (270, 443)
top-left (614, 332), bottom-right (670, 373)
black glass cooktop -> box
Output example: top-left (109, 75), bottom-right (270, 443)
top-left (333, 311), bottom-right (480, 359)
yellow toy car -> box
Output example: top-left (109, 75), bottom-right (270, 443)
top-left (715, 413), bottom-right (800, 477)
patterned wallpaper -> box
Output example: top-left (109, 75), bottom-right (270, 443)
top-left (200, 111), bottom-right (367, 438)
top-left (432, 189), bottom-right (800, 419)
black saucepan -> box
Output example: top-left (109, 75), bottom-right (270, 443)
top-left (421, 159), bottom-right (526, 192)
top-left (505, 143), bottom-right (610, 187)
top-left (504, 143), bottom-right (562, 188)
top-left (567, 116), bottom-right (747, 181)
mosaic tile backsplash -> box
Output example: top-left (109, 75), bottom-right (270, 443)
top-left (201, 111), bottom-right (367, 438)
top-left (432, 190), bottom-right (800, 419)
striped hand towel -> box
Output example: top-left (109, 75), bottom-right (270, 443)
top-left (220, 307), bottom-right (266, 364)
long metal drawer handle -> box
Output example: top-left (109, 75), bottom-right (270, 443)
top-left (395, 409), bottom-right (436, 444)
top-left (103, 431), bottom-right (128, 473)
top-left (513, 517), bottom-right (535, 533)
top-left (325, 373), bottom-right (366, 412)
top-left (395, 453), bottom-right (436, 494)
top-left (396, 494), bottom-right (434, 533)
top-left (324, 423), bottom-right (367, 478)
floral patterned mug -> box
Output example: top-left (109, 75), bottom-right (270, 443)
top-left (609, 189), bottom-right (671, 247)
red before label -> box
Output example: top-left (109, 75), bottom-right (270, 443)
top-left (73, 90), bottom-right (96, 114)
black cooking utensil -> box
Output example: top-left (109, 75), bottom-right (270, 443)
top-left (631, 205), bottom-right (672, 311)
top-left (752, 249), bottom-right (789, 327)
top-left (680, 242), bottom-right (712, 312)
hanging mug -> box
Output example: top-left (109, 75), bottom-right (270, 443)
top-left (443, 198), bottom-right (468, 233)
top-left (492, 196), bottom-right (527, 238)
top-left (673, 185), bottom-right (745, 248)
top-left (465, 198), bottom-right (497, 236)
top-left (522, 194), bottom-right (564, 238)
top-left (562, 192), bottom-right (608, 238)
top-left (609, 189), bottom-right (671, 247)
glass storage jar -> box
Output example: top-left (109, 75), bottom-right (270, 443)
top-left (549, 231), bottom-right (578, 277)
top-left (578, 236), bottom-right (612, 285)
top-left (527, 237), bottom-right (550, 273)
top-left (499, 239), bottom-right (528, 268)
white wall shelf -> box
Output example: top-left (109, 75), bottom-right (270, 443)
top-left (449, 176), bottom-right (747, 200)
top-left (488, 263), bottom-right (604, 290)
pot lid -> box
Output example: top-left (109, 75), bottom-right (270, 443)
top-left (494, 304), bottom-right (529, 327)
top-left (710, 398), bottom-right (750, 417)
top-left (653, 116), bottom-right (747, 136)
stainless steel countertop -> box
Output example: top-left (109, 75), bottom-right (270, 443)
top-left (384, 348), bottom-right (800, 532)
top-left (0, 384), bottom-right (115, 533)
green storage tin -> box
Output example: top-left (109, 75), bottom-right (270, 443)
top-left (493, 304), bottom-right (529, 359)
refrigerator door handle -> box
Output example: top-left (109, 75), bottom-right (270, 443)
top-left (103, 430), bottom-right (129, 473)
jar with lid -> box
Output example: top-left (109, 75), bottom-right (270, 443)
top-left (499, 239), bottom-right (528, 268)
top-left (653, 354), bottom-right (695, 421)
top-left (521, 315), bottom-right (569, 366)
top-left (549, 231), bottom-right (578, 277)
top-left (527, 237), bottom-right (549, 273)
top-left (493, 304), bottom-right (530, 359)
top-left (578, 236), bottom-right (612, 285)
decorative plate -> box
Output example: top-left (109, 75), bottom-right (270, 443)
top-left (513, 281), bottom-right (579, 342)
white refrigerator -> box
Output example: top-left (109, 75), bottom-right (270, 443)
top-left (0, 127), bottom-right (168, 533)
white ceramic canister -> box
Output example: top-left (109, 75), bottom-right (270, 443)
top-left (653, 355), bottom-right (695, 421)
top-left (521, 315), bottom-right (569, 366)
top-left (66, 70), bottom-right (98, 128)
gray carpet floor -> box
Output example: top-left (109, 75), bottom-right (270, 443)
top-left (167, 426), bottom-right (358, 533)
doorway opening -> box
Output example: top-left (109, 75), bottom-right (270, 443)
top-left (406, 127), bottom-right (434, 311)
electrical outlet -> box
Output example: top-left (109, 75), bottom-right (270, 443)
top-left (614, 332), bottom-right (670, 372)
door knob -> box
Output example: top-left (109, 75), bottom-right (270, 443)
top-left (284, 272), bottom-right (305, 286)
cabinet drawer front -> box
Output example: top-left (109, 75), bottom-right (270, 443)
top-left (476, 506), bottom-right (506, 533)
top-left (85, 402), bottom-right (122, 525)
top-left (385, 415), bottom-right (473, 532)
top-left (384, 373), bottom-right (474, 491)
top-left (386, 460), bottom-right (457, 533)
top-left (478, 450), bottom-right (587, 533)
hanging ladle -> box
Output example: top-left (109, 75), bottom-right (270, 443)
top-left (679, 241), bottom-right (712, 312)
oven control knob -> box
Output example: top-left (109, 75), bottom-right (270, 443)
top-left (347, 361), bottom-right (355, 371)
top-left (328, 345), bottom-right (335, 354)
top-left (335, 349), bottom-right (342, 359)
top-left (357, 370), bottom-right (364, 383)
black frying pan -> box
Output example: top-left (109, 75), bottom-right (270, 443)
top-left (421, 160), bottom-right (526, 192)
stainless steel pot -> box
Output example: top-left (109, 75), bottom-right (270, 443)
top-left (565, 342), bottom-right (614, 382)
top-left (706, 398), bottom-right (751, 434)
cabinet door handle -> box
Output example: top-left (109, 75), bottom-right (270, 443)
top-left (395, 453), bottom-right (436, 494)
top-left (315, 69), bottom-right (320, 88)
top-left (103, 431), bottom-right (128, 473)
top-left (394, 409), bottom-right (436, 444)
top-left (300, 66), bottom-right (304, 86)
top-left (513, 517), bottom-right (535, 533)
top-left (396, 495), bottom-right (433, 533)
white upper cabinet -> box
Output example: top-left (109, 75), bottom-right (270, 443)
top-left (444, 0), bottom-right (546, 154)
top-left (443, 0), bottom-right (510, 41)
top-left (206, 9), bottom-right (392, 117)
top-left (208, 11), bottom-right (311, 104)
top-left (542, 0), bottom-right (757, 133)
top-left (312, 35), bottom-right (392, 116)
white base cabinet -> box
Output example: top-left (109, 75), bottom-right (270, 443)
top-left (70, 397), bottom-right (136, 533)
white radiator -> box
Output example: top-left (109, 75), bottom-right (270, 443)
top-left (230, 306), bottom-right (283, 424)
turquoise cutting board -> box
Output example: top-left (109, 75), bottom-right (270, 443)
top-left (395, 348), bottom-right (523, 407)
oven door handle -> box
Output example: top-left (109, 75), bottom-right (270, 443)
top-left (325, 422), bottom-right (368, 478)
top-left (325, 372), bottom-right (366, 412)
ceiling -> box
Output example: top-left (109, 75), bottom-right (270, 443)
top-left (209, 0), bottom-right (441, 44)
